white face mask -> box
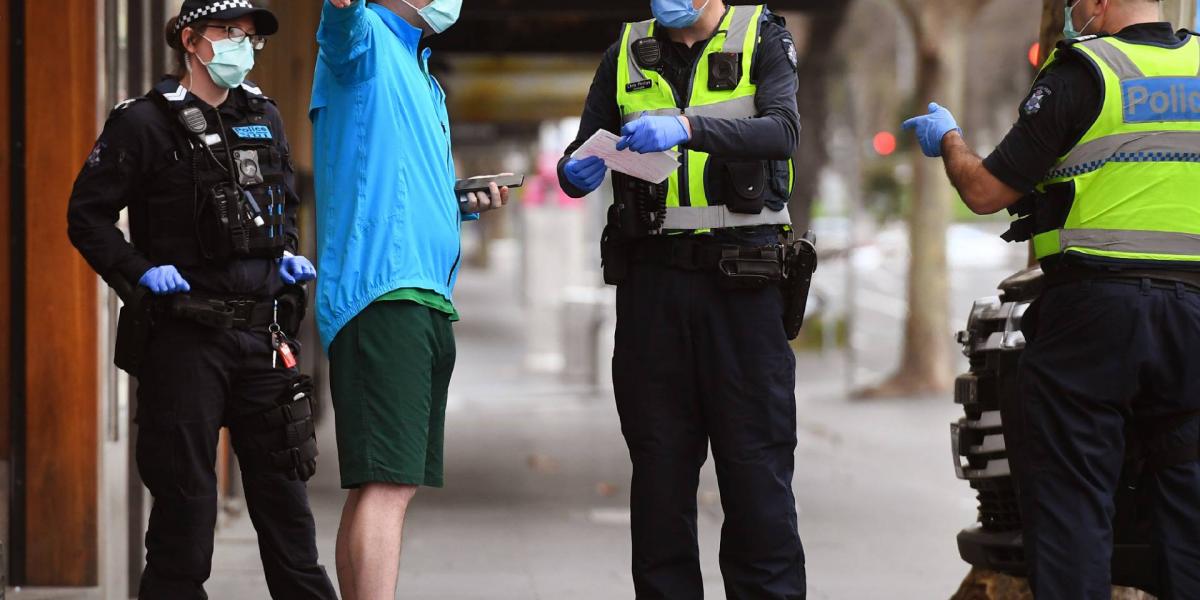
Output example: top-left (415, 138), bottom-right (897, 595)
top-left (1064, 0), bottom-right (1098, 39)
top-left (195, 35), bottom-right (255, 89)
top-left (400, 0), bottom-right (462, 35)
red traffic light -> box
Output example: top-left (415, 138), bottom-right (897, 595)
top-left (873, 131), bottom-right (897, 156)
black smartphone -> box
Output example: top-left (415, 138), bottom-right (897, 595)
top-left (455, 174), bottom-right (525, 195)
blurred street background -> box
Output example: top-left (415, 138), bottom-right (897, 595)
top-left (2, 0), bottom-right (1197, 598)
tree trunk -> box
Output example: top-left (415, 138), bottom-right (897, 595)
top-left (860, 0), bottom-right (964, 397)
top-left (1163, 0), bottom-right (1197, 30)
top-left (789, 5), bottom-right (853, 233)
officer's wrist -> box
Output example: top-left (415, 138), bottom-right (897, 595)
top-left (678, 116), bottom-right (693, 140)
top-left (941, 129), bottom-right (964, 154)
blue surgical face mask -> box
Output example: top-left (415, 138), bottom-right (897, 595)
top-left (651, 0), bottom-right (711, 29)
top-left (402, 0), bottom-right (462, 35)
top-left (1063, 1), bottom-right (1097, 39)
top-left (196, 36), bottom-right (255, 89)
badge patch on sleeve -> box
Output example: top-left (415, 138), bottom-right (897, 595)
top-left (232, 125), bottom-right (273, 140)
top-left (86, 142), bottom-right (106, 168)
top-left (782, 38), bottom-right (799, 72)
top-left (1022, 86), bottom-right (1052, 117)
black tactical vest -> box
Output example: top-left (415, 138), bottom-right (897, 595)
top-left (144, 79), bottom-right (290, 267)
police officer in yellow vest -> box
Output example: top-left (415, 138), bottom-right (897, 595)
top-left (904, 0), bottom-right (1200, 597)
top-left (558, 0), bottom-right (804, 598)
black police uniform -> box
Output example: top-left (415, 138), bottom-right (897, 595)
top-left (559, 12), bottom-right (806, 600)
top-left (67, 79), bottom-right (337, 599)
top-left (986, 23), bottom-right (1200, 598)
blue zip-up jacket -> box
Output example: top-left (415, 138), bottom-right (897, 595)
top-left (310, 0), bottom-right (472, 351)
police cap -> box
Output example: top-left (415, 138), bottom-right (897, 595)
top-left (174, 0), bottom-right (279, 36)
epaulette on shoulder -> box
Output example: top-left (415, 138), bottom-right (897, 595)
top-left (1057, 34), bottom-right (1102, 50)
top-left (240, 81), bottom-right (278, 107)
top-left (107, 97), bottom-right (146, 121)
top-left (763, 9), bottom-right (786, 29)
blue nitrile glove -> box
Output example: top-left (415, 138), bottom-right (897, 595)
top-left (902, 102), bottom-right (962, 158)
top-left (279, 255), bottom-right (317, 285)
top-left (564, 156), bottom-right (609, 194)
top-left (139, 265), bottom-right (191, 296)
top-left (616, 115), bottom-right (690, 154)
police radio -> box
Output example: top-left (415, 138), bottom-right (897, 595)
top-left (632, 38), bottom-right (663, 71)
top-left (179, 106), bottom-right (208, 137)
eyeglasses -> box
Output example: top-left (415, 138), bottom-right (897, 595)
top-left (204, 25), bottom-right (267, 50)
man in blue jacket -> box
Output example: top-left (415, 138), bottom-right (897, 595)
top-left (311, 0), bottom-right (508, 597)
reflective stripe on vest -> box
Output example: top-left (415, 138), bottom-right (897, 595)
top-left (662, 204), bottom-right (794, 230)
top-left (616, 5), bottom-right (766, 211)
top-left (1033, 35), bottom-right (1200, 263)
top-left (619, 95), bottom-right (761, 125)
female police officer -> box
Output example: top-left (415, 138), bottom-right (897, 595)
top-left (67, 1), bottom-right (337, 598)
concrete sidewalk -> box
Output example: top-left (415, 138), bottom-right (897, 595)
top-left (207, 261), bottom-right (978, 599)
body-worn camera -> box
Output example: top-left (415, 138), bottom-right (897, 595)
top-left (235, 149), bottom-right (264, 187)
top-left (708, 52), bottom-right (742, 91)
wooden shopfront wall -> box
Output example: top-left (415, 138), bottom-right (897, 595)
top-left (7, 0), bottom-right (103, 586)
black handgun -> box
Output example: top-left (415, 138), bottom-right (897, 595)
top-left (782, 231), bottom-right (818, 341)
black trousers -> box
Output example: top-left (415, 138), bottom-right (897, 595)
top-left (135, 319), bottom-right (337, 600)
top-left (1017, 279), bottom-right (1200, 599)
top-left (612, 259), bottom-right (806, 600)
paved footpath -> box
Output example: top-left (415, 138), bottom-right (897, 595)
top-left (206, 262), bottom-right (978, 600)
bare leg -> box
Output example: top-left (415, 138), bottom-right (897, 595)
top-left (336, 489), bottom-right (362, 600)
top-left (340, 483), bottom-right (419, 600)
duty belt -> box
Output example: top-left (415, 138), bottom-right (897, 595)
top-left (630, 237), bottom-right (786, 283)
top-left (158, 294), bottom-right (276, 330)
top-left (1044, 266), bottom-right (1200, 293)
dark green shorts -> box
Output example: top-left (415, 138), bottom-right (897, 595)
top-left (328, 300), bottom-right (456, 489)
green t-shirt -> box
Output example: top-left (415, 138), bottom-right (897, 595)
top-left (377, 288), bottom-right (460, 321)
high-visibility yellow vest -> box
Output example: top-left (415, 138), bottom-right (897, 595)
top-left (1033, 34), bottom-right (1200, 263)
top-left (615, 5), bottom-right (793, 230)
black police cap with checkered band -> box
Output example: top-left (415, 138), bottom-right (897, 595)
top-left (174, 0), bottom-right (279, 36)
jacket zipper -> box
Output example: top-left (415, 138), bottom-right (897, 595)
top-left (447, 251), bottom-right (461, 286)
top-left (679, 8), bottom-right (730, 208)
top-left (424, 55), bottom-right (459, 288)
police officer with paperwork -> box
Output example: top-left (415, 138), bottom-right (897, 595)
top-left (904, 0), bottom-right (1200, 597)
top-left (559, 0), bottom-right (808, 597)
top-left (66, 1), bottom-right (337, 598)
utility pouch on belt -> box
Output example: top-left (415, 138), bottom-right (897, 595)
top-left (721, 161), bottom-right (768, 215)
top-left (170, 295), bottom-right (238, 329)
top-left (235, 374), bottom-right (320, 481)
top-left (718, 246), bottom-right (784, 290)
top-left (602, 204), bottom-right (633, 286)
top-left (114, 280), bottom-right (153, 377)
top-left (275, 284), bottom-right (308, 338)
top-left (782, 231), bottom-right (818, 341)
